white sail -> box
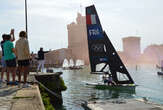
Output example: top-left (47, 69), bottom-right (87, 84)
top-left (75, 59), bottom-right (85, 66)
top-left (69, 59), bottom-right (74, 67)
top-left (81, 60), bottom-right (85, 66)
top-left (62, 59), bottom-right (69, 68)
top-left (75, 59), bottom-right (81, 66)
top-left (96, 63), bottom-right (109, 72)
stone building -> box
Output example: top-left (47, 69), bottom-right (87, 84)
top-left (122, 37), bottom-right (141, 63)
top-left (43, 13), bottom-right (90, 66)
top-left (67, 13), bottom-right (89, 65)
top-left (120, 36), bottom-right (163, 65)
top-left (45, 48), bottom-right (72, 66)
top-left (139, 44), bottom-right (163, 64)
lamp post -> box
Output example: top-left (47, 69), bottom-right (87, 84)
top-left (25, 0), bottom-right (28, 38)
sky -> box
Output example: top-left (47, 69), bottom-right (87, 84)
top-left (0, 0), bottom-right (163, 53)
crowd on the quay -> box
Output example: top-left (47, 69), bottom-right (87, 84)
top-left (0, 29), bottom-right (48, 88)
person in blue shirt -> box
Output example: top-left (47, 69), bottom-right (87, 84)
top-left (3, 34), bottom-right (17, 85)
top-left (0, 29), bottom-right (15, 84)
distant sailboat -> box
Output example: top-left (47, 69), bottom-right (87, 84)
top-left (62, 59), bottom-right (69, 69)
top-left (75, 59), bottom-right (82, 67)
top-left (81, 60), bottom-right (85, 66)
top-left (157, 60), bottom-right (163, 75)
top-left (156, 56), bottom-right (161, 69)
top-left (69, 59), bottom-right (74, 68)
top-left (68, 59), bottom-right (84, 69)
top-left (75, 59), bottom-right (85, 69)
top-left (85, 5), bottom-right (136, 90)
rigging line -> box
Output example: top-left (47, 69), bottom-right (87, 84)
top-left (35, 80), bottom-right (62, 99)
top-left (35, 79), bottom-right (86, 106)
top-left (100, 63), bottom-right (108, 72)
top-left (37, 80), bottom-right (82, 105)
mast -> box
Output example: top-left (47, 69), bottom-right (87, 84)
top-left (25, 0), bottom-right (28, 38)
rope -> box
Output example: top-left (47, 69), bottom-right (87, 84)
top-left (35, 79), bottom-right (86, 107)
top-left (35, 80), bottom-right (62, 99)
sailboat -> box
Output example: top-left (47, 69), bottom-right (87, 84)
top-left (69, 59), bottom-right (84, 69)
top-left (157, 60), bottom-right (163, 75)
top-left (69, 59), bottom-right (74, 68)
top-left (62, 58), bottom-right (69, 69)
top-left (75, 59), bottom-right (85, 69)
top-left (85, 5), bottom-right (136, 90)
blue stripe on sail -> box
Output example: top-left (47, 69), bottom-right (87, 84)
top-left (87, 25), bottom-right (103, 40)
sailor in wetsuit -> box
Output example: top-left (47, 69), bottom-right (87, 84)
top-left (107, 74), bottom-right (116, 86)
top-left (102, 73), bottom-right (108, 84)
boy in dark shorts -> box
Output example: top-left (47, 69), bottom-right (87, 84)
top-left (15, 31), bottom-right (30, 87)
top-left (0, 34), bottom-right (7, 83)
top-left (1, 29), bottom-right (15, 84)
top-left (3, 34), bottom-right (17, 85)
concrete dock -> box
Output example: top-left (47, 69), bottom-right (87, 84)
top-left (11, 85), bottom-right (45, 110)
top-left (83, 99), bottom-right (163, 110)
top-left (0, 73), bottom-right (45, 110)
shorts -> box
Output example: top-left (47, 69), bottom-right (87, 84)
top-left (1, 56), bottom-right (6, 67)
top-left (6, 58), bottom-right (16, 67)
top-left (18, 59), bottom-right (30, 66)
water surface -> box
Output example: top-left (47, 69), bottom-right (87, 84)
top-left (52, 66), bottom-right (163, 110)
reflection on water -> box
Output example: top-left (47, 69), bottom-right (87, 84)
top-left (51, 66), bottom-right (163, 110)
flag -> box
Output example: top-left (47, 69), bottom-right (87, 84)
top-left (86, 14), bottom-right (97, 25)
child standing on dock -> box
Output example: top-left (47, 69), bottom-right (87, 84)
top-left (15, 31), bottom-right (30, 87)
top-left (1, 30), bottom-right (15, 83)
top-left (3, 34), bottom-right (17, 85)
top-left (0, 34), bottom-right (7, 83)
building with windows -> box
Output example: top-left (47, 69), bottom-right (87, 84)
top-left (67, 13), bottom-right (89, 64)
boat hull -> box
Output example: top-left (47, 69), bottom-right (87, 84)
top-left (157, 72), bottom-right (163, 75)
top-left (86, 82), bottom-right (136, 93)
top-left (95, 84), bottom-right (136, 91)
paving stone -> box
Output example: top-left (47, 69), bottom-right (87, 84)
top-left (0, 73), bottom-right (45, 110)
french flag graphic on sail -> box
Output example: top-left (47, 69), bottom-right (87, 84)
top-left (86, 14), bottom-right (97, 25)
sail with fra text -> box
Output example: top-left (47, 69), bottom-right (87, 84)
top-left (86, 5), bottom-right (134, 84)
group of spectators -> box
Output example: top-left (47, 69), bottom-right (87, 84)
top-left (0, 29), bottom-right (30, 87)
top-left (0, 29), bottom-right (49, 87)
